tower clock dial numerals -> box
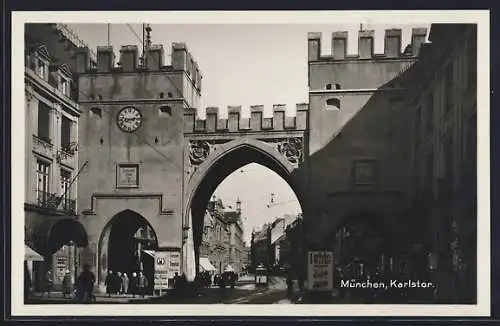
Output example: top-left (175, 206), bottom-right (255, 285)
top-left (117, 107), bottom-right (143, 133)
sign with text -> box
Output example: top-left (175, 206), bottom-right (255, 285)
top-left (153, 250), bottom-right (181, 290)
top-left (116, 164), bottom-right (139, 188)
top-left (307, 251), bottom-right (334, 291)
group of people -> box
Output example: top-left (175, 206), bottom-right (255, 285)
top-left (105, 270), bottom-right (149, 298)
top-left (195, 271), bottom-right (239, 289)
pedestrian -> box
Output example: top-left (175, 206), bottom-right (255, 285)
top-left (172, 272), bottom-right (180, 291)
top-left (24, 262), bottom-right (31, 300)
top-left (77, 263), bottom-right (96, 303)
top-left (40, 269), bottom-right (53, 298)
top-left (105, 270), bottom-right (113, 297)
top-left (138, 271), bottom-right (149, 298)
top-left (62, 270), bottom-right (72, 298)
top-left (129, 272), bottom-right (137, 297)
top-left (286, 268), bottom-right (294, 298)
top-left (116, 272), bottom-right (123, 295)
top-left (122, 273), bottom-right (130, 295)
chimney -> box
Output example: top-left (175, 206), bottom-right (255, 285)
top-left (146, 44), bottom-right (164, 70)
top-left (384, 29), bottom-right (402, 58)
top-left (96, 46), bottom-right (115, 72)
top-left (119, 45), bottom-right (138, 72)
top-left (358, 30), bottom-right (374, 59)
top-left (411, 28), bottom-right (428, 57)
top-left (308, 32), bottom-right (321, 62)
top-left (332, 31), bottom-right (348, 60)
top-left (75, 47), bottom-right (90, 73)
top-left (172, 42), bottom-right (187, 71)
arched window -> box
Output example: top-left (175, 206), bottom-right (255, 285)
top-left (325, 98), bottom-right (341, 111)
top-left (90, 107), bottom-right (102, 118)
top-left (159, 92), bottom-right (164, 98)
top-left (326, 83), bottom-right (332, 90)
top-left (167, 92), bottom-right (173, 98)
top-left (335, 83), bottom-right (341, 90)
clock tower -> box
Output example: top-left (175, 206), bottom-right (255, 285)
top-left (75, 28), bottom-right (202, 290)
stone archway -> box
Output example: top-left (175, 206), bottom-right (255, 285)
top-left (183, 138), bottom-right (306, 279)
top-left (329, 211), bottom-right (393, 277)
top-left (98, 210), bottom-right (158, 289)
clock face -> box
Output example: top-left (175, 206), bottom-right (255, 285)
top-left (117, 107), bottom-right (142, 133)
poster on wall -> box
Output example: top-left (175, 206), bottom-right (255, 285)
top-left (307, 251), bottom-right (334, 292)
top-left (153, 250), bottom-right (181, 290)
top-left (55, 256), bottom-right (68, 284)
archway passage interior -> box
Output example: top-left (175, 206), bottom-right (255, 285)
top-left (47, 218), bottom-right (89, 255)
top-left (103, 210), bottom-right (158, 280)
top-left (189, 144), bottom-right (304, 275)
top-left (332, 212), bottom-right (392, 277)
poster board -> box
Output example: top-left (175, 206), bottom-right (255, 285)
top-left (307, 251), bottom-right (334, 291)
top-left (154, 250), bottom-right (181, 290)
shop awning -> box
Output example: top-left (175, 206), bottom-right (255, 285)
top-left (143, 250), bottom-right (156, 257)
top-left (25, 245), bottom-right (44, 261)
top-left (199, 257), bottom-right (217, 272)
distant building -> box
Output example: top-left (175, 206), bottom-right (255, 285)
top-left (225, 199), bottom-right (246, 274)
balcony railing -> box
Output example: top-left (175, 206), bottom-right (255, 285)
top-left (32, 135), bottom-right (54, 157)
top-left (35, 190), bottom-right (76, 214)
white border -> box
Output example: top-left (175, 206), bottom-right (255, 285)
top-left (11, 10), bottom-right (490, 317)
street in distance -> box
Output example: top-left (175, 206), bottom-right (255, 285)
top-left (340, 279), bottom-right (436, 290)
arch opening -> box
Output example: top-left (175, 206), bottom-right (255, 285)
top-left (329, 211), bottom-right (393, 277)
top-left (188, 144), bottom-right (304, 279)
top-left (98, 210), bottom-right (158, 288)
top-left (47, 218), bottom-right (88, 255)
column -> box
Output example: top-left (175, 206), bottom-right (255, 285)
top-left (49, 105), bottom-right (61, 195)
top-left (25, 91), bottom-right (34, 201)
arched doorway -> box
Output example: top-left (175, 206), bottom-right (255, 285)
top-left (98, 210), bottom-right (158, 290)
top-left (38, 218), bottom-right (88, 291)
top-left (331, 211), bottom-right (391, 278)
top-left (186, 141), bottom-right (305, 279)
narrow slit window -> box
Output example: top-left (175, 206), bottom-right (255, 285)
top-left (159, 106), bottom-right (172, 116)
top-left (90, 107), bottom-right (102, 118)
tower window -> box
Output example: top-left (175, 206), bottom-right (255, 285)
top-left (335, 83), bottom-right (341, 90)
top-left (325, 98), bottom-right (341, 111)
top-left (159, 106), bottom-right (172, 116)
top-left (326, 83), bottom-right (332, 90)
top-left (90, 107), bottom-right (102, 118)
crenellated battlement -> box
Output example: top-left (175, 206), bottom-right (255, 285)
top-left (183, 104), bottom-right (309, 134)
top-left (308, 27), bottom-right (428, 62)
top-left (76, 42), bottom-right (202, 89)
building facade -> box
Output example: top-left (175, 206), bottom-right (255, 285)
top-left (24, 23), bottom-right (88, 291)
top-left (204, 197), bottom-right (231, 274)
top-left (405, 24), bottom-right (477, 303)
top-left (307, 27), bottom-right (428, 276)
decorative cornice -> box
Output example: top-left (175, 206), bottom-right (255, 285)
top-left (81, 192), bottom-right (174, 216)
top-left (78, 98), bottom-right (185, 105)
top-left (25, 68), bottom-right (81, 115)
top-left (309, 87), bottom-right (407, 94)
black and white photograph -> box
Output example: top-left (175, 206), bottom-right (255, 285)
top-left (11, 10), bottom-right (490, 317)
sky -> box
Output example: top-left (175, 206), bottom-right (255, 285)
top-left (66, 23), bottom-right (429, 244)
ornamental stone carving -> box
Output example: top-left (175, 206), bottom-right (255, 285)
top-left (189, 140), bottom-right (213, 167)
top-left (262, 137), bottom-right (303, 166)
